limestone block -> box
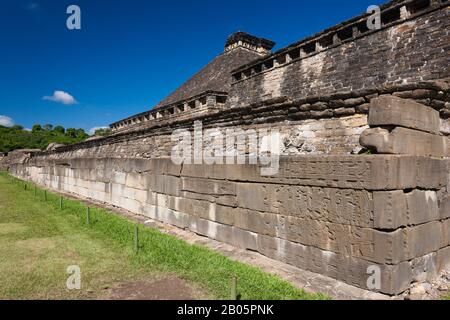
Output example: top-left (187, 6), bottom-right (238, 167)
top-left (440, 195), bottom-right (450, 219)
top-left (181, 177), bottom-right (236, 196)
top-left (179, 177), bottom-right (236, 206)
top-left (274, 156), bottom-right (445, 190)
top-left (163, 175), bottom-right (181, 196)
top-left (369, 95), bottom-right (441, 134)
top-left (436, 246), bottom-right (450, 271)
top-left (231, 227), bottom-right (258, 251)
top-left (111, 171), bottom-right (127, 185)
top-left (236, 183), bottom-right (373, 227)
top-left (235, 210), bottom-right (404, 264)
top-left (373, 191), bottom-right (407, 229)
top-left (373, 189), bottom-right (440, 229)
top-left (441, 219), bottom-right (450, 248)
top-left (142, 204), bottom-right (189, 229)
top-left (182, 156), bottom-right (446, 191)
top-left (125, 173), bottom-right (148, 190)
top-left (360, 127), bottom-right (448, 157)
top-left (403, 222), bottom-right (442, 260)
top-left (91, 181), bottom-right (108, 193)
top-left (405, 190), bottom-right (440, 225)
top-left (119, 197), bottom-right (143, 214)
top-left (256, 235), bottom-right (411, 295)
top-left (233, 208), bottom-right (278, 237)
top-left (212, 204), bottom-right (236, 226)
top-left (188, 216), bottom-right (232, 242)
top-left (144, 174), bottom-right (181, 196)
top-left (410, 253), bottom-right (438, 283)
top-left (174, 197), bottom-right (235, 226)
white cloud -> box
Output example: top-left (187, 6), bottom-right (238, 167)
top-left (89, 126), bottom-right (108, 135)
top-left (0, 115), bottom-right (15, 127)
top-left (43, 90), bottom-right (78, 105)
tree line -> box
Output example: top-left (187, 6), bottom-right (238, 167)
top-left (0, 124), bottom-right (110, 153)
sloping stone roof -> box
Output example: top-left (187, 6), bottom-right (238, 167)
top-left (154, 47), bottom-right (263, 109)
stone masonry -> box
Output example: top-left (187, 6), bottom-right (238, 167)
top-left (2, 0), bottom-right (450, 296)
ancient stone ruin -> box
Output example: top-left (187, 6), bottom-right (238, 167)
top-left (2, 0), bottom-right (449, 296)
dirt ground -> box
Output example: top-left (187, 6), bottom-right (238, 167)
top-left (100, 277), bottom-right (207, 300)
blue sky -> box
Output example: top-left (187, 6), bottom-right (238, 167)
top-left (0, 0), bottom-right (383, 133)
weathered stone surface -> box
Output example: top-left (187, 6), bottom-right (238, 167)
top-left (436, 246), bottom-right (450, 271)
top-left (404, 222), bottom-right (443, 261)
top-left (360, 127), bottom-right (449, 157)
top-left (369, 96), bottom-right (441, 134)
top-left (410, 253), bottom-right (438, 283)
top-left (373, 191), bottom-right (407, 229)
top-left (406, 190), bottom-right (440, 226)
top-left (441, 196), bottom-right (450, 219)
top-left (268, 156), bottom-right (446, 191)
top-left (236, 183), bottom-right (373, 227)
top-left (4, 3), bottom-right (450, 298)
top-left (442, 219), bottom-right (450, 248)
top-left (8, 150), bottom-right (450, 296)
top-left (256, 234), bottom-right (412, 295)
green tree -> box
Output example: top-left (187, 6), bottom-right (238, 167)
top-left (0, 124), bottom-right (89, 153)
top-left (53, 125), bottom-right (65, 134)
top-left (43, 124), bottom-right (53, 131)
top-left (32, 124), bottom-right (42, 133)
top-left (75, 129), bottom-right (88, 139)
top-left (65, 128), bottom-right (77, 138)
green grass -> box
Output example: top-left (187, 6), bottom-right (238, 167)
top-left (0, 172), bottom-right (327, 300)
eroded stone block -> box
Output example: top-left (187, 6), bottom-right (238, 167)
top-left (406, 190), bottom-right (439, 226)
top-left (373, 191), bottom-right (407, 229)
top-left (256, 235), bottom-right (412, 295)
top-left (360, 127), bottom-right (448, 157)
top-left (440, 196), bottom-right (450, 219)
top-left (369, 95), bottom-right (441, 134)
top-left (410, 253), bottom-right (438, 283)
top-left (404, 222), bottom-right (442, 260)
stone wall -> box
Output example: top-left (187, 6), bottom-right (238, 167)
top-left (0, 149), bottom-right (40, 171)
top-left (9, 154), bottom-right (450, 295)
top-left (8, 96), bottom-right (450, 296)
top-left (3, 0), bottom-right (450, 297)
top-left (229, 1), bottom-right (449, 109)
top-left (29, 80), bottom-right (450, 163)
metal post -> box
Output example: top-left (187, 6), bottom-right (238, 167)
top-left (59, 196), bottom-right (63, 210)
top-left (231, 275), bottom-right (237, 300)
top-left (134, 225), bottom-right (139, 253)
top-left (44, 190), bottom-right (47, 201)
top-left (86, 207), bottom-right (91, 225)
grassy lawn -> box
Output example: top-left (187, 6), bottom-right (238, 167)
top-left (0, 172), bottom-right (326, 300)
